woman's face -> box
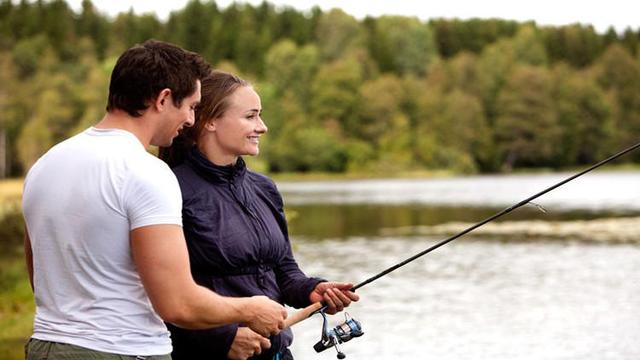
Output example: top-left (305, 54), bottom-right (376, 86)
top-left (205, 86), bottom-right (267, 164)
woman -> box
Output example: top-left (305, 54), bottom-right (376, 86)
top-left (160, 70), bottom-right (359, 360)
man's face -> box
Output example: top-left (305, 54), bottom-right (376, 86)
top-left (152, 80), bottom-right (201, 147)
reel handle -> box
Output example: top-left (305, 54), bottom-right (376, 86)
top-left (284, 302), bottom-right (324, 329)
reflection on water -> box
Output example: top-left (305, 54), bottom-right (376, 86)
top-left (285, 203), bottom-right (624, 239)
top-left (280, 173), bottom-right (640, 359)
top-left (280, 172), bottom-right (640, 239)
top-left (279, 171), bottom-right (640, 211)
top-left (289, 236), bottom-right (640, 360)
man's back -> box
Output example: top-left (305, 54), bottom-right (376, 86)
top-left (22, 127), bottom-right (182, 356)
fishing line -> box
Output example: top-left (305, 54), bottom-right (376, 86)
top-left (289, 140), bottom-right (640, 358)
top-left (351, 140), bottom-right (640, 291)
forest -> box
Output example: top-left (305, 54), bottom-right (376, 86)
top-left (1, 0), bottom-right (640, 177)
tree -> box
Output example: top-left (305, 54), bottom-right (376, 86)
top-left (551, 64), bottom-right (614, 166)
top-left (71, 56), bottom-right (112, 134)
top-left (77, 0), bottom-right (110, 59)
top-left (476, 26), bottom-right (547, 123)
top-left (315, 9), bottom-right (365, 61)
top-left (17, 51), bottom-right (78, 170)
top-left (494, 65), bottom-right (560, 169)
top-left (178, 0), bottom-right (214, 53)
top-left (542, 24), bottom-right (603, 67)
top-left (621, 27), bottom-right (639, 55)
top-left (310, 55), bottom-right (365, 128)
top-left (415, 87), bottom-right (490, 172)
top-left (41, 0), bottom-right (75, 60)
top-left (430, 18), bottom-right (520, 58)
top-left (444, 51), bottom-right (483, 96)
top-left (264, 40), bottom-right (319, 108)
top-left (0, 52), bottom-right (14, 177)
top-left (356, 74), bottom-right (405, 142)
top-left (266, 91), bottom-right (347, 172)
top-left (368, 16), bottom-right (438, 76)
top-left (593, 44), bottom-right (640, 151)
top-left (11, 34), bottom-right (49, 78)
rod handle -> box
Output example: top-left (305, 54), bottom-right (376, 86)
top-left (284, 302), bottom-right (323, 329)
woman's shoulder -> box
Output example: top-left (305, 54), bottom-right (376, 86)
top-left (246, 169), bottom-right (277, 189)
top-left (246, 170), bottom-right (282, 201)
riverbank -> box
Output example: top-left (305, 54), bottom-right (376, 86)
top-left (381, 216), bottom-right (640, 244)
top-left (270, 162), bottom-right (640, 182)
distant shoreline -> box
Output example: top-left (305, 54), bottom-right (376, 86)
top-left (380, 216), bottom-right (640, 244)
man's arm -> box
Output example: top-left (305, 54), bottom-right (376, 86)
top-left (24, 227), bottom-right (34, 292)
top-left (130, 224), bottom-right (286, 336)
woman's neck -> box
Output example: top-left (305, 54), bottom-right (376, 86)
top-left (197, 142), bottom-right (238, 167)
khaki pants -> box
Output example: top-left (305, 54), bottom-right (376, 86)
top-left (25, 338), bottom-right (172, 360)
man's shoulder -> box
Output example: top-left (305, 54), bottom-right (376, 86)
top-left (125, 153), bottom-right (176, 186)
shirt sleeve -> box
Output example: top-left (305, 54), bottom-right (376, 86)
top-left (122, 158), bottom-right (183, 230)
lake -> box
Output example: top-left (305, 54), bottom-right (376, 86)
top-left (281, 171), bottom-right (640, 359)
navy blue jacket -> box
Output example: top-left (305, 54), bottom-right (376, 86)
top-left (167, 148), bottom-right (323, 360)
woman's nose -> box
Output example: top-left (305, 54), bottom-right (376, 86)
top-left (256, 117), bottom-right (268, 133)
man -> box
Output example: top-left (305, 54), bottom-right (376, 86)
top-left (22, 40), bottom-right (286, 359)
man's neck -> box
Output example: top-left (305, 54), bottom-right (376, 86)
top-left (95, 111), bottom-right (153, 149)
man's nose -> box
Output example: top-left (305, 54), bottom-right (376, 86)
top-left (185, 113), bottom-right (195, 128)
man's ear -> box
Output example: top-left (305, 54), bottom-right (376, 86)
top-left (154, 88), bottom-right (172, 111)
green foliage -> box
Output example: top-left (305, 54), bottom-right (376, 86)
top-left (315, 9), bottom-right (365, 61)
top-left (269, 124), bottom-right (347, 172)
top-left (430, 18), bottom-right (520, 57)
top-left (265, 39), bottom-right (319, 106)
top-left (12, 34), bottom-right (49, 78)
top-left (542, 24), bottom-right (604, 67)
top-left (310, 55), bottom-right (364, 126)
top-left (495, 65), bottom-right (561, 169)
top-left (0, 207), bottom-right (24, 256)
top-left (551, 64), bottom-right (614, 165)
top-left (0, 254), bottom-right (33, 360)
top-left (593, 44), bottom-right (640, 157)
top-left (1, 0), bottom-right (640, 177)
top-left (368, 16), bottom-right (439, 76)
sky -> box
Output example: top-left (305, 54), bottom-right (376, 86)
top-left (65, 0), bottom-right (639, 33)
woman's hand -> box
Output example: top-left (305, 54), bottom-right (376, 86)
top-left (227, 327), bottom-right (271, 360)
top-left (309, 282), bottom-right (360, 315)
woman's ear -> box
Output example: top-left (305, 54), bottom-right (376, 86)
top-left (204, 119), bottom-right (217, 131)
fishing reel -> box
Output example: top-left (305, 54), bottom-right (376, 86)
top-left (313, 308), bottom-right (364, 359)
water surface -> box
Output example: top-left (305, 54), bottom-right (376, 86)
top-left (289, 236), bottom-right (640, 360)
top-left (279, 172), bottom-right (640, 359)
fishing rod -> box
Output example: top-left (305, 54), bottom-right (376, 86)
top-left (285, 140), bottom-right (640, 358)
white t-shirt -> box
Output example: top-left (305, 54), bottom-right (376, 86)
top-left (22, 127), bottom-right (182, 356)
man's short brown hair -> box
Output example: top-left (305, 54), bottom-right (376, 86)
top-left (106, 40), bottom-right (210, 117)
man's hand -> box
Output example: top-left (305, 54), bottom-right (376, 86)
top-left (309, 282), bottom-right (360, 315)
top-left (244, 296), bottom-right (287, 337)
top-left (228, 327), bottom-right (271, 360)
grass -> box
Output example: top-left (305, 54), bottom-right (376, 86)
top-left (0, 180), bottom-right (31, 358)
top-left (0, 178), bottom-right (22, 217)
top-left (0, 178), bottom-right (22, 201)
top-left (0, 250), bottom-right (33, 359)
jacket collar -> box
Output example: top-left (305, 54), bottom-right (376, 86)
top-left (187, 146), bottom-right (246, 184)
